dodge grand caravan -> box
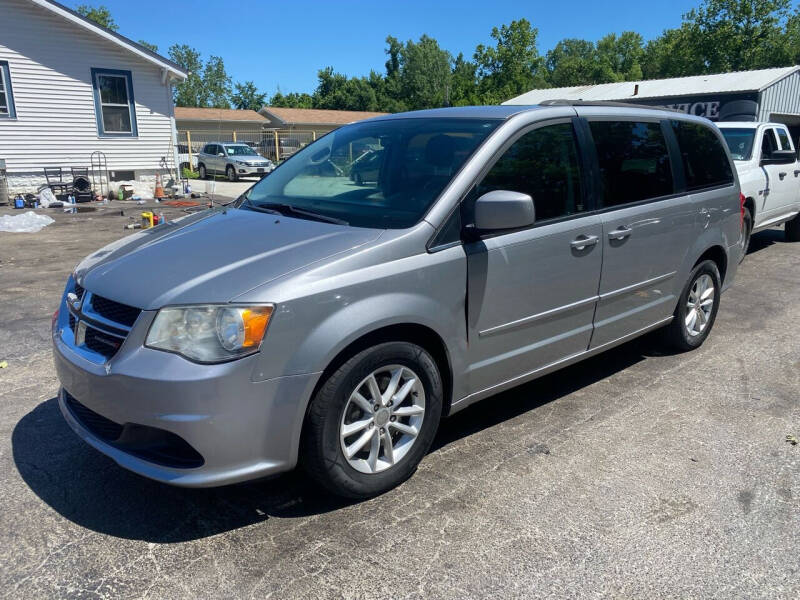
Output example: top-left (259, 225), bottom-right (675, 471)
top-left (54, 104), bottom-right (742, 498)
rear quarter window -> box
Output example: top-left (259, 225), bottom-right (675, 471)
top-left (671, 121), bottom-right (734, 191)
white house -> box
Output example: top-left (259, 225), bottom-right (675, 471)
top-left (0, 0), bottom-right (187, 194)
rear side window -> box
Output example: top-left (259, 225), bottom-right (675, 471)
top-left (777, 128), bottom-right (793, 152)
top-left (671, 121), bottom-right (734, 191)
top-left (473, 122), bottom-right (585, 223)
top-left (589, 121), bottom-right (673, 207)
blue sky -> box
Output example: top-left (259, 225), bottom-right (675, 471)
top-left (67, 0), bottom-right (700, 95)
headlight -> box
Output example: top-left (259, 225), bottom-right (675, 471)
top-left (145, 304), bottom-right (273, 363)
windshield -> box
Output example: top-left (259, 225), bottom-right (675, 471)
top-left (720, 128), bottom-right (756, 161)
top-left (225, 145), bottom-right (258, 156)
top-left (239, 117), bottom-right (500, 228)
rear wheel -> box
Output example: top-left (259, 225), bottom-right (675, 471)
top-left (661, 260), bottom-right (721, 352)
top-left (786, 213), bottom-right (800, 242)
top-left (301, 341), bottom-right (443, 498)
top-left (739, 206), bottom-right (752, 263)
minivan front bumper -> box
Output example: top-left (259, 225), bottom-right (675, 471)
top-left (53, 309), bottom-right (320, 488)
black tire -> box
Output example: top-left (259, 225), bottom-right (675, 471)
top-left (661, 260), bottom-right (722, 352)
top-left (739, 206), bottom-right (752, 264)
top-left (198, 164), bottom-right (208, 180)
top-left (226, 165), bottom-right (238, 182)
top-left (354, 172), bottom-right (363, 186)
top-left (301, 341), bottom-right (443, 499)
top-left (785, 213), bottom-right (800, 242)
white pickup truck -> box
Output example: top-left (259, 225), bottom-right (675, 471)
top-left (717, 122), bottom-right (800, 260)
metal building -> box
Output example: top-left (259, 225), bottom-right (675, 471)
top-left (505, 66), bottom-right (800, 140)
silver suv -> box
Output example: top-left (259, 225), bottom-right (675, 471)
top-left (53, 104), bottom-right (742, 498)
top-left (197, 142), bottom-right (274, 181)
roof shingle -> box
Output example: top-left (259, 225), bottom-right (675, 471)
top-left (174, 107), bottom-right (267, 122)
top-left (261, 107), bottom-right (388, 126)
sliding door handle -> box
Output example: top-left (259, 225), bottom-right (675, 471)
top-left (608, 226), bottom-right (632, 241)
top-left (570, 234), bottom-right (599, 251)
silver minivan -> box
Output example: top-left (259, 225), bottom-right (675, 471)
top-left (53, 104), bottom-right (742, 498)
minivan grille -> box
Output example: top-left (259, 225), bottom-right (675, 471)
top-left (90, 295), bottom-right (141, 327)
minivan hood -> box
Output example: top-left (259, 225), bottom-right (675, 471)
top-left (75, 208), bottom-right (382, 309)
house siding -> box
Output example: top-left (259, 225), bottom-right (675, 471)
top-left (0, 0), bottom-right (175, 190)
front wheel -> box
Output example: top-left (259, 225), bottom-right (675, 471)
top-left (226, 165), bottom-right (238, 182)
top-left (661, 260), bottom-right (722, 352)
top-left (739, 207), bottom-right (752, 264)
top-left (198, 164), bottom-right (208, 180)
top-left (301, 342), bottom-right (443, 498)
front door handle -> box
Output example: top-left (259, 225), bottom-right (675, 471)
top-left (570, 234), bottom-right (599, 251)
top-left (608, 226), bottom-right (632, 241)
top-left (779, 171), bottom-right (787, 180)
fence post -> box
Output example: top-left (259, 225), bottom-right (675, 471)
top-left (274, 131), bottom-right (280, 162)
top-left (187, 131), bottom-right (193, 173)
top-left (232, 131), bottom-right (237, 142)
top-left (312, 131), bottom-right (316, 141)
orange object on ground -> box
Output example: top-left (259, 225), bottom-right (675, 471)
top-left (161, 200), bottom-right (200, 207)
top-left (154, 174), bottom-right (165, 199)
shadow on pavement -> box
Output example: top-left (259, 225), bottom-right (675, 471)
top-left (13, 336), bottom-right (655, 543)
top-left (746, 228), bottom-right (786, 257)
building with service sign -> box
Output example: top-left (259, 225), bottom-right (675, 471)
top-left (505, 66), bottom-right (800, 141)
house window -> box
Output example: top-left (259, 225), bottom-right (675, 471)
top-left (0, 61), bottom-right (17, 119)
top-left (91, 68), bottom-right (137, 136)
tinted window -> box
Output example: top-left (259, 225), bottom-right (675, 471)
top-left (589, 121), bottom-right (673, 207)
top-left (671, 121), bottom-right (734, 191)
top-left (720, 128), bottom-right (756, 160)
top-left (777, 128), bottom-right (792, 152)
top-left (472, 122), bottom-right (585, 223)
top-left (761, 129), bottom-right (778, 157)
top-left (242, 118), bottom-right (499, 229)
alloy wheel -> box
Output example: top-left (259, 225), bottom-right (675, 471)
top-left (685, 273), bottom-right (715, 337)
top-left (339, 365), bottom-right (425, 474)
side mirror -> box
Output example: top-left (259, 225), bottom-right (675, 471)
top-left (473, 190), bottom-right (535, 232)
top-left (761, 149), bottom-right (796, 165)
top-left (218, 152), bottom-right (225, 157)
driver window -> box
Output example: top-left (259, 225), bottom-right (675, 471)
top-left (466, 122), bottom-right (585, 225)
top-left (761, 129), bottom-right (777, 157)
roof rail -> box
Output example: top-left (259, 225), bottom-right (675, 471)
top-left (538, 99), bottom-right (683, 114)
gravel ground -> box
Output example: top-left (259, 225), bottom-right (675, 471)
top-left (0, 205), bottom-right (798, 599)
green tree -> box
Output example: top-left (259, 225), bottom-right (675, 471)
top-left (450, 53), bottom-right (480, 106)
top-left (75, 4), bottom-right (117, 31)
top-left (313, 67), bottom-right (378, 111)
top-left (474, 19), bottom-right (547, 104)
top-left (545, 39), bottom-right (598, 87)
top-left (269, 91), bottom-right (314, 108)
top-left (168, 44), bottom-right (206, 107)
top-left (202, 56), bottom-right (232, 109)
top-left (137, 40), bottom-right (158, 53)
top-left (231, 81), bottom-right (267, 111)
top-left (641, 26), bottom-right (704, 78)
top-left (683, 0), bottom-right (793, 72)
top-left (595, 32), bottom-right (645, 81)
top-left (398, 35), bottom-right (452, 110)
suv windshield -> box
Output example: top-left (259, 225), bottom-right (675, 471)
top-left (239, 117), bottom-right (500, 228)
top-left (720, 128), bottom-right (756, 160)
top-left (225, 144), bottom-right (259, 156)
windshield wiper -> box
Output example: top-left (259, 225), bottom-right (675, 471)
top-left (242, 201), bottom-right (348, 225)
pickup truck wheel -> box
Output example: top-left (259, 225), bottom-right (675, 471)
top-left (226, 165), bottom-right (238, 182)
top-left (301, 341), bottom-right (443, 499)
top-left (739, 207), bottom-right (752, 263)
top-left (661, 260), bottom-right (721, 352)
top-left (785, 213), bottom-right (800, 242)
